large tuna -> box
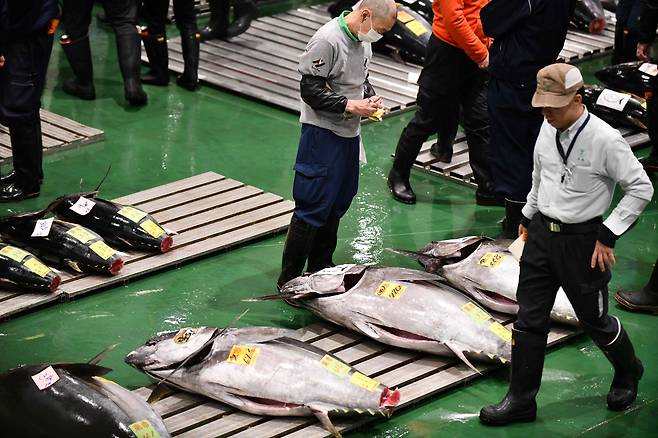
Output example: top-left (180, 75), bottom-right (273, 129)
top-left (582, 85), bottom-right (648, 130)
top-left (0, 348), bottom-right (170, 437)
top-left (572, 0), bottom-right (607, 34)
top-left (126, 326), bottom-right (400, 437)
top-left (48, 191), bottom-right (173, 253)
top-left (0, 243), bottom-right (61, 292)
top-left (595, 61), bottom-right (654, 96)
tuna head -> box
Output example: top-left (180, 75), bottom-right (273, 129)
top-left (125, 326), bottom-right (219, 371)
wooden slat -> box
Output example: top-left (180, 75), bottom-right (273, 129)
top-left (114, 172), bottom-right (223, 205)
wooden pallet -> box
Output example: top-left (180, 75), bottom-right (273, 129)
top-left (0, 172), bottom-right (294, 320)
top-left (130, 315), bottom-right (580, 437)
top-left (0, 110), bottom-right (104, 164)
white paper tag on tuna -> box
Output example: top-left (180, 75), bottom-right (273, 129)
top-left (70, 197), bottom-right (96, 216)
top-left (31, 365), bottom-right (59, 390)
top-left (407, 71), bottom-right (420, 84)
top-left (321, 264), bottom-right (356, 275)
top-left (596, 89), bottom-right (631, 111)
top-left (31, 217), bottom-right (54, 237)
top-left (508, 237), bottom-right (525, 262)
top-left (639, 62), bottom-right (658, 76)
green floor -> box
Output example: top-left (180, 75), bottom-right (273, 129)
top-left (1, 5), bottom-right (657, 437)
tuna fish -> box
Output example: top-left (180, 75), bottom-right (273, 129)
top-left (0, 243), bottom-right (61, 292)
top-left (391, 238), bottom-right (579, 325)
top-left (47, 191), bottom-right (174, 253)
top-left (0, 348), bottom-right (170, 437)
top-left (0, 211), bottom-right (124, 275)
top-left (595, 61), bottom-right (654, 96)
top-left (253, 265), bottom-right (512, 370)
top-left (572, 0), bottom-right (607, 34)
top-left (126, 326), bottom-right (400, 437)
top-left (582, 85), bottom-right (648, 130)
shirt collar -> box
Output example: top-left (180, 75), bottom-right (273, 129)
top-left (338, 11), bottom-right (359, 42)
top-left (563, 105), bottom-right (589, 136)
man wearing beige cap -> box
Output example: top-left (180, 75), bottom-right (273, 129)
top-left (480, 63), bottom-right (654, 425)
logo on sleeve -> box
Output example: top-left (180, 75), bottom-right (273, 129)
top-left (312, 58), bottom-right (326, 69)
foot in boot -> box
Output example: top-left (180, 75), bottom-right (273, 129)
top-left (476, 189), bottom-right (505, 207)
top-left (640, 154), bottom-right (658, 172)
top-left (125, 79), bottom-right (148, 106)
top-left (615, 286), bottom-right (658, 313)
top-left (142, 71), bottom-right (169, 86)
top-left (430, 142), bottom-right (453, 163)
top-left (480, 394), bottom-right (537, 425)
top-left (63, 78), bottom-right (95, 100)
top-left (387, 167), bottom-right (416, 204)
top-left (601, 326), bottom-right (644, 411)
top-left (176, 74), bottom-right (199, 91)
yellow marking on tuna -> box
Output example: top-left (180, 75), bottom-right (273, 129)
top-left (397, 10), bottom-right (414, 23)
top-left (129, 419), bottom-right (161, 438)
top-left (117, 206), bottom-right (148, 223)
top-left (173, 328), bottom-right (197, 344)
top-left (487, 353), bottom-right (495, 360)
top-left (489, 322), bottom-right (512, 343)
top-left (0, 245), bottom-right (30, 263)
top-left (375, 281), bottom-right (407, 300)
top-left (354, 408), bottom-right (364, 414)
top-left (226, 345), bottom-right (260, 366)
top-left (141, 220), bottom-right (165, 238)
top-left (406, 20), bottom-right (428, 36)
top-left (478, 252), bottom-right (506, 268)
top-left (23, 258), bottom-right (51, 278)
top-left (500, 358), bottom-right (508, 364)
top-left (66, 226), bottom-right (96, 244)
top-left (462, 302), bottom-right (492, 323)
top-left (93, 376), bottom-right (118, 385)
top-left (89, 241), bottom-right (116, 260)
top-left (349, 372), bottom-right (380, 392)
top-left (368, 409), bottom-right (376, 415)
top-left (320, 355), bottom-right (351, 377)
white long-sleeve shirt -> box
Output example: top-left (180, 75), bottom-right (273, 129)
top-left (522, 107), bottom-right (654, 242)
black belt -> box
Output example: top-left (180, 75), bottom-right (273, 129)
top-left (539, 213), bottom-right (602, 234)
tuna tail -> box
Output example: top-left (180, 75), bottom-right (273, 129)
top-left (311, 406), bottom-right (342, 438)
top-left (445, 341), bottom-right (480, 374)
top-left (385, 248), bottom-right (445, 273)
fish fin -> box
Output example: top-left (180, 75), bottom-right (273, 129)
top-left (87, 343), bottom-right (119, 365)
top-left (55, 363), bottom-right (113, 378)
top-left (385, 248), bottom-right (445, 273)
top-left (146, 383), bottom-right (171, 404)
top-left (311, 407), bottom-right (341, 438)
top-left (351, 317), bottom-right (382, 339)
top-left (67, 260), bottom-right (83, 273)
top-left (445, 342), bottom-right (480, 374)
top-left (95, 164), bottom-right (112, 192)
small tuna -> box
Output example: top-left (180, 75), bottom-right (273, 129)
top-left (0, 243), bottom-right (60, 292)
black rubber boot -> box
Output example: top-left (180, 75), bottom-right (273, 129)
top-left (60, 34), bottom-right (96, 100)
top-left (598, 326), bottom-right (644, 411)
top-left (176, 30), bottom-right (200, 91)
top-left (200, 0), bottom-right (230, 41)
top-left (141, 30), bottom-right (169, 86)
top-left (116, 31), bottom-right (148, 106)
top-left (225, 0), bottom-right (258, 38)
top-left (388, 135), bottom-right (419, 204)
top-left (430, 142), bottom-right (453, 163)
top-left (480, 329), bottom-right (547, 425)
top-left (501, 198), bottom-right (525, 239)
top-left (307, 214), bottom-right (340, 273)
top-left (615, 258), bottom-right (658, 313)
top-left (277, 214), bottom-right (317, 289)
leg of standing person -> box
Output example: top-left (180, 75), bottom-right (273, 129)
top-left (103, 0), bottom-right (148, 106)
top-left (60, 0), bottom-right (96, 100)
top-left (642, 77), bottom-right (658, 171)
top-left (615, 257), bottom-right (658, 312)
top-left (174, 0), bottom-right (200, 91)
top-left (140, 0), bottom-right (170, 86)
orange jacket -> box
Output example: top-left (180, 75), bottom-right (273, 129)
top-left (432, 0), bottom-right (491, 64)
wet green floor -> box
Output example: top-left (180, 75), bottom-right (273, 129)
top-left (1, 4), bottom-right (657, 437)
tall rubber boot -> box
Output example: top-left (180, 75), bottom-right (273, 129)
top-left (598, 326), bottom-right (644, 411)
top-left (388, 133), bottom-right (420, 204)
top-left (615, 257), bottom-right (658, 313)
top-left (225, 0), bottom-right (258, 38)
top-left (200, 0), bottom-right (230, 41)
top-left (60, 34), bottom-right (96, 100)
top-left (480, 329), bottom-right (547, 425)
top-left (277, 214), bottom-right (317, 289)
top-left (307, 214), bottom-right (340, 273)
top-left (502, 198), bottom-right (525, 239)
top-left (176, 30), bottom-right (200, 91)
top-left (141, 30), bottom-right (169, 86)
top-left (115, 31), bottom-right (148, 106)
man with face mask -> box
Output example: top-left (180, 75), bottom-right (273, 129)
top-left (277, 0), bottom-right (397, 289)
top-left (480, 64), bottom-right (654, 425)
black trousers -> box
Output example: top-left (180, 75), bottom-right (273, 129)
top-left (62, 0), bottom-right (138, 38)
top-left (141, 0), bottom-right (198, 34)
top-left (0, 27), bottom-right (54, 190)
top-left (612, 0), bottom-right (640, 65)
top-left (397, 35), bottom-right (493, 189)
top-left (516, 215), bottom-right (619, 347)
top-left (647, 78), bottom-right (658, 159)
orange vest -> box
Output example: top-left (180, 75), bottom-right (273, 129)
top-left (432, 0), bottom-right (491, 64)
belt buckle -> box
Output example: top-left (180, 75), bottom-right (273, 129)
top-left (549, 222), bottom-right (561, 233)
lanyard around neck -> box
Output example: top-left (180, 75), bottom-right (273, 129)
top-left (554, 113), bottom-right (590, 182)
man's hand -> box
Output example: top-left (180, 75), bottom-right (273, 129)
top-left (637, 42), bottom-right (650, 61)
top-left (0, 56), bottom-right (5, 68)
top-left (591, 240), bottom-right (616, 272)
top-left (518, 224), bottom-right (528, 241)
top-left (478, 53), bottom-right (489, 70)
top-left (346, 97), bottom-right (381, 117)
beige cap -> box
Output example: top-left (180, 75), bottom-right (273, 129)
top-left (531, 63), bottom-right (584, 108)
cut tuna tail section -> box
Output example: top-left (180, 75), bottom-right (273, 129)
top-left (385, 248), bottom-right (445, 273)
top-left (444, 341), bottom-right (480, 374)
top-left (380, 387), bottom-right (401, 417)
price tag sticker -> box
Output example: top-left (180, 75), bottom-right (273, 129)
top-left (596, 89), bottom-right (631, 111)
top-left (117, 206), bottom-right (148, 223)
top-left (89, 241), bottom-right (116, 260)
top-left (129, 419), bottom-right (161, 438)
top-left (31, 365), bottom-right (59, 390)
top-left (489, 322), bottom-right (512, 343)
top-left (140, 220), bottom-right (165, 238)
top-left (70, 196), bottom-right (96, 216)
top-left (67, 226), bottom-right (97, 244)
top-left (174, 328), bottom-right (197, 344)
top-left (320, 354), bottom-right (351, 377)
top-left (406, 20), bottom-right (428, 37)
top-left (639, 62), bottom-right (658, 76)
top-left (227, 345), bottom-right (260, 366)
top-left (24, 258), bottom-right (51, 277)
top-left (32, 217), bottom-right (54, 237)
top-left (462, 302), bottom-right (491, 323)
top-left (349, 372), bottom-right (380, 392)
top-left (478, 252), bottom-right (505, 268)
top-left (375, 281), bottom-right (407, 300)
top-left (0, 245), bottom-right (30, 263)
top-left (397, 10), bottom-right (414, 23)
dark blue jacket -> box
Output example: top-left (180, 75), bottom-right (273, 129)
top-left (638, 0), bottom-right (658, 43)
top-left (0, 0), bottom-right (58, 51)
top-left (481, 0), bottom-right (575, 85)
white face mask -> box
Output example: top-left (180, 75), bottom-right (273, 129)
top-left (358, 15), bottom-right (382, 43)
